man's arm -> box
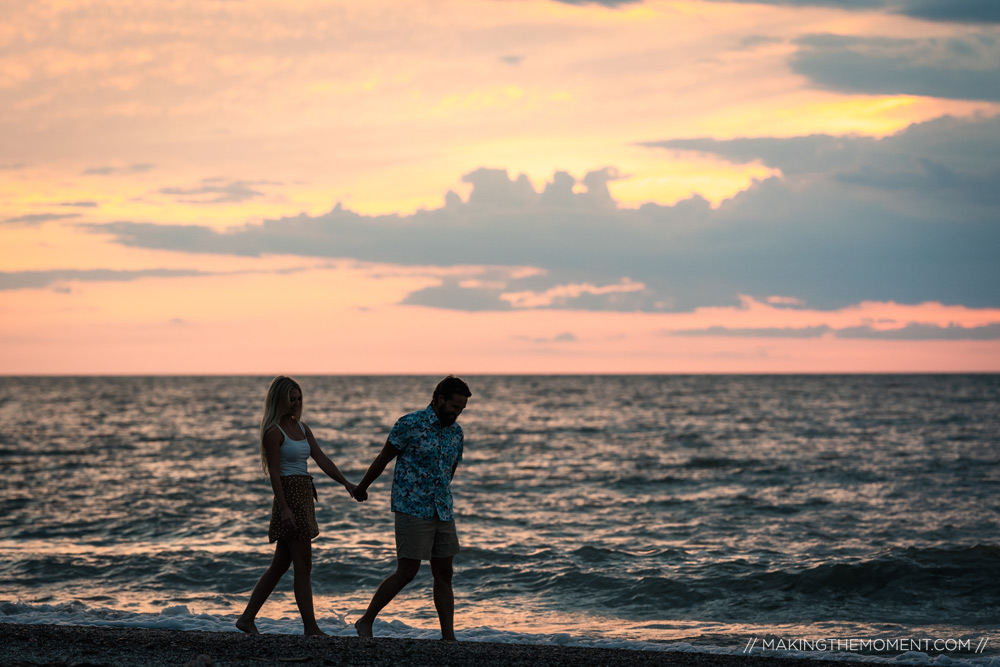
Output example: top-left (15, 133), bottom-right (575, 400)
top-left (353, 439), bottom-right (400, 502)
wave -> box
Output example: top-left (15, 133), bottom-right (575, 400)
top-left (745, 545), bottom-right (1000, 602)
top-left (457, 544), bottom-right (1000, 625)
top-left (622, 545), bottom-right (1000, 625)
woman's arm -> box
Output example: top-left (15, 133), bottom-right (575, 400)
top-left (264, 427), bottom-right (296, 529)
top-left (304, 424), bottom-right (356, 497)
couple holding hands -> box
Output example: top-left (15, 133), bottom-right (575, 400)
top-left (236, 375), bottom-right (471, 641)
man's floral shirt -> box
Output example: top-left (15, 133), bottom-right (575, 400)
top-left (388, 405), bottom-right (464, 520)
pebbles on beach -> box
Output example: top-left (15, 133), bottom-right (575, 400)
top-left (0, 623), bottom-right (873, 667)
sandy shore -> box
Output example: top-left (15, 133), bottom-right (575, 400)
top-left (0, 623), bottom-right (880, 667)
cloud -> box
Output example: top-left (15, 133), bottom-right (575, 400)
top-left (501, 278), bottom-right (645, 308)
top-left (641, 134), bottom-right (863, 174)
top-left (158, 178), bottom-right (280, 204)
top-left (790, 34), bottom-right (1000, 101)
top-left (401, 277), bottom-right (513, 311)
top-left (699, 0), bottom-right (883, 8)
top-left (835, 322), bottom-right (1000, 339)
top-left (58, 201), bottom-right (99, 208)
top-left (4, 213), bottom-right (82, 225)
top-left (402, 273), bottom-right (661, 312)
top-left (84, 115), bottom-right (1000, 313)
top-left (668, 322), bottom-right (1000, 340)
top-left (0, 268), bottom-right (216, 291)
top-left (499, 55), bottom-right (525, 66)
top-left (83, 163), bottom-right (154, 176)
top-left (894, 0), bottom-right (1000, 24)
top-left (695, 1), bottom-right (1000, 24)
top-left (642, 115), bottom-right (1000, 204)
top-left (514, 332), bottom-right (578, 343)
top-left (671, 325), bottom-right (833, 338)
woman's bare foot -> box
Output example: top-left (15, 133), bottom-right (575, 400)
top-left (235, 616), bottom-right (259, 634)
top-left (354, 617), bottom-right (374, 639)
top-left (304, 625), bottom-right (328, 637)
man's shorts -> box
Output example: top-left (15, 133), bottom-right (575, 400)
top-left (394, 511), bottom-right (461, 560)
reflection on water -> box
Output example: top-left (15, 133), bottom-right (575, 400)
top-left (1, 375), bottom-right (999, 647)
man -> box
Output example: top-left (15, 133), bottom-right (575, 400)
top-left (352, 375), bottom-right (471, 641)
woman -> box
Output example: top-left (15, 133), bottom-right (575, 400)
top-left (236, 376), bottom-right (357, 636)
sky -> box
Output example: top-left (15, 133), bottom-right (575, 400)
top-left (2, 0), bottom-right (999, 374)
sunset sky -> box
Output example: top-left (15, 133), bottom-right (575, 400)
top-left (2, 0), bottom-right (999, 374)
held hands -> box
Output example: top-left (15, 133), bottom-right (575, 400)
top-left (338, 480), bottom-right (367, 502)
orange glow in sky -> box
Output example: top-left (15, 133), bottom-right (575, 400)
top-left (1, 0), bottom-right (998, 374)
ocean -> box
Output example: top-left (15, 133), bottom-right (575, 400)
top-left (1, 375), bottom-right (998, 662)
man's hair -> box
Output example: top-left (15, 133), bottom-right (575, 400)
top-left (433, 375), bottom-right (472, 402)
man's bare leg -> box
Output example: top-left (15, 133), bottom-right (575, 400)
top-left (237, 541), bottom-right (292, 634)
top-left (430, 556), bottom-right (456, 641)
top-left (355, 558), bottom-right (421, 638)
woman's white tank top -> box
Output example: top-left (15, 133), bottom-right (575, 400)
top-left (276, 422), bottom-right (310, 476)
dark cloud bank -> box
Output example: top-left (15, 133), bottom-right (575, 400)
top-left (792, 34), bottom-right (1000, 102)
top-left (82, 115), bottom-right (999, 325)
top-left (686, 0), bottom-right (1000, 25)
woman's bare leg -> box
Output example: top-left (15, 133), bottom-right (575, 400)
top-left (237, 541), bottom-right (292, 634)
top-left (287, 540), bottom-right (326, 636)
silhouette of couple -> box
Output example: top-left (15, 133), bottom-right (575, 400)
top-left (236, 375), bottom-right (471, 641)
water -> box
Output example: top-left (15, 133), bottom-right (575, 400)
top-left (1, 375), bottom-right (999, 661)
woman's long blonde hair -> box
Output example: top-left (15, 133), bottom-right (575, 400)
top-left (259, 375), bottom-right (301, 476)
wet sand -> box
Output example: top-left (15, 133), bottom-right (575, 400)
top-left (0, 623), bottom-right (876, 667)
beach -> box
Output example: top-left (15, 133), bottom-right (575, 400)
top-left (0, 623), bottom-right (873, 667)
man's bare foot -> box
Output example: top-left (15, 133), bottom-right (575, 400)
top-left (304, 626), bottom-right (328, 637)
top-left (441, 636), bottom-right (458, 642)
top-left (235, 616), bottom-right (259, 635)
top-left (354, 617), bottom-right (374, 639)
